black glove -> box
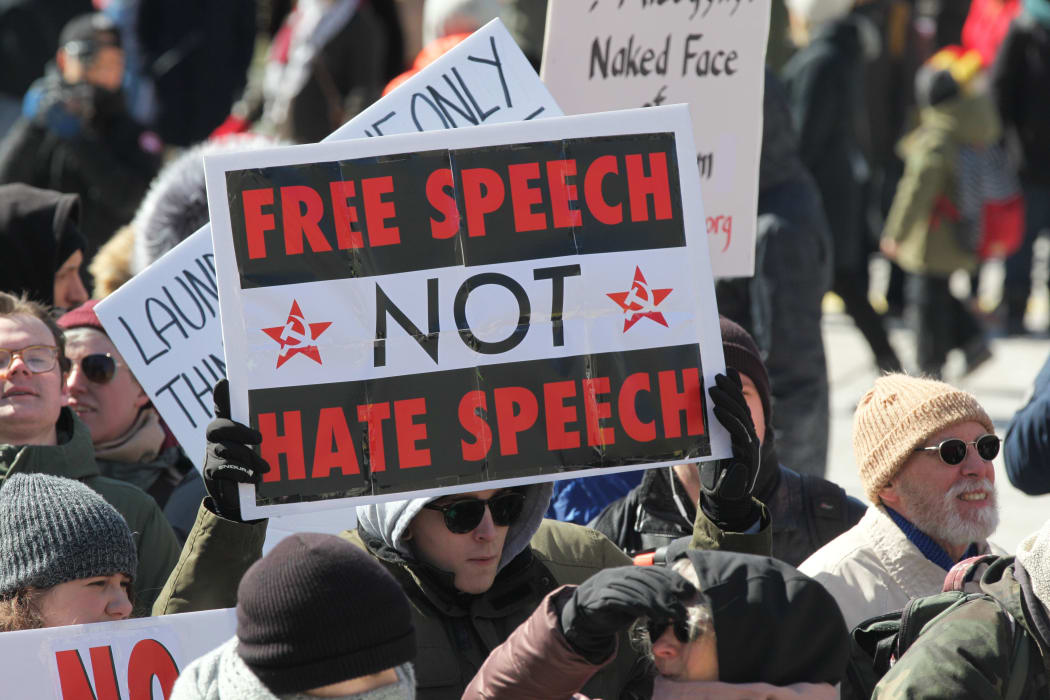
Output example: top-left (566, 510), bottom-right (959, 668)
top-left (700, 368), bottom-right (761, 531)
top-left (202, 378), bottom-right (270, 521)
top-left (560, 565), bottom-right (696, 663)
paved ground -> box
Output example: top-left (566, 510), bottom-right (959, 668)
top-left (822, 276), bottom-right (1050, 552)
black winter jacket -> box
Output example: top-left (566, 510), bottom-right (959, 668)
top-left (590, 465), bottom-right (867, 567)
top-left (782, 14), bottom-right (873, 271)
top-left (992, 12), bottom-right (1050, 185)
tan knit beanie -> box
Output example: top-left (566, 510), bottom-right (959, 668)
top-left (853, 374), bottom-right (994, 504)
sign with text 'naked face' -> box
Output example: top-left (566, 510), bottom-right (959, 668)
top-left (2, 608), bottom-right (235, 700)
top-left (95, 18), bottom-right (562, 472)
top-left (205, 105), bottom-right (730, 520)
top-left (541, 0), bottom-right (770, 277)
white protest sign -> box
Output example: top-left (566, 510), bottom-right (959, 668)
top-left (541, 0), bottom-right (770, 277)
top-left (95, 18), bottom-right (562, 541)
top-left (2, 608), bottom-right (235, 700)
top-left (96, 18), bottom-right (562, 470)
top-left (204, 104), bottom-right (730, 520)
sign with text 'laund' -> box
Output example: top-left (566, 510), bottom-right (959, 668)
top-left (204, 105), bottom-right (730, 519)
top-left (541, 0), bottom-right (770, 277)
top-left (95, 18), bottom-right (562, 473)
top-left (2, 608), bottom-right (235, 700)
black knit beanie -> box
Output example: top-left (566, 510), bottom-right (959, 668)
top-left (718, 316), bottom-right (772, 431)
top-left (236, 533), bottom-right (416, 694)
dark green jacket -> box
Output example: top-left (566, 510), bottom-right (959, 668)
top-left (873, 556), bottom-right (1050, 699)
top-left (0, 408), bottom-right (181, 613)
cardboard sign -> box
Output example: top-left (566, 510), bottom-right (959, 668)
top-left (94, 19), bottom-right (561, 541)
top-left (2, 608), bottom-right (235, 700)
top-left (204, 105), bottom-right (730, 519)
top-left (541, 0), bottom-right (770, 277)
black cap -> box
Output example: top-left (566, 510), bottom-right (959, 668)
top-left (235, 533), bottom-right (416, 694)
top-left (59, 13), bottom-right (121, 60)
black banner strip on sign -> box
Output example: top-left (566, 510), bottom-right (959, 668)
top-left (248, 343), bottom-right (708, 506)
top-left (226, 132), bottom-right (685, 289)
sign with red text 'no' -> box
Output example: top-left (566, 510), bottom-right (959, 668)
top-left (204, 105), bottom-right (730, 519)
top-left (2, 608), bottom-right (235, 700)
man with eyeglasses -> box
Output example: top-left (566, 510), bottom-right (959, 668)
top-left (799, 373), bottom-right (1004, 629)
top-left (0, 290), bottom-right (179, 613)
top-left (58, 300), bottom-right (205, 544)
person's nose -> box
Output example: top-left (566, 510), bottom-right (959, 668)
top-left (3, 352), bottom-right (31, 378)
top-left (66, 361), bottom-right (87, 395)
top-left (67, 274), bottom-right (89, 308)
top-left (107, 585), bottom-right (133, 620)
top-left (960, 444), bottom-right (995, 481)
top-left (651, 631), bottom-right (683, 659)
top-left (472, 504), bottom-right (497, 541)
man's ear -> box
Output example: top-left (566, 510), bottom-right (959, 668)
top-left (401, 523), bottom-right (414, 541)
top-left (878, 481), bottom-right (902, 509)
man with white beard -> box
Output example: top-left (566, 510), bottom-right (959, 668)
top-left (800, 374), bottom-right (1002, 629)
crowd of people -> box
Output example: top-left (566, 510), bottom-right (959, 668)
top-left (1, 0), bottom-right (1050, 698)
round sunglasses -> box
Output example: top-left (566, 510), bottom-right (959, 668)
top-left (76, 353), bottom-right (123, 384)
top-left (422, 491), bottom-right (526, 534)
top-left (914, 434), bottom-right (1000, 466)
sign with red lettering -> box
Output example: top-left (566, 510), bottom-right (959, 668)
top-left (2, 608), bottom-right (235, 699)
top-left (541, 0), bottom-right (771, 277)
top-left (205, 105), bottom-right (730, 519)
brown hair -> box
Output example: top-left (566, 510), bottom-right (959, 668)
top-left (0, 291), bottom-right (70, 372)
top-left (0, 589), bottom-right (45, 632)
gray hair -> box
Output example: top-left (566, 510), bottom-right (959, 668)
top-left (631, 558), bottom-right (713, 658)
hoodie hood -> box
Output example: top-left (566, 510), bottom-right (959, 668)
top-left (0, 184), bottom-right (84, 305)
top-left (679, 550), bottom-right (848, 686)
top-left (1015, 518), bottom-right (1050, 614)
top-left (356, 482), bottom-right (553, 571)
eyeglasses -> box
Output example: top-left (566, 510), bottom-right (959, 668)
top-left (0, 345), bottom-right (59, 374)
top-left (914, 434), bottom-right (1000, 465)
top-left (76, 354), bottom-right (122, 384)
top-left (422, 491), bottom-right (526, 534)
top-left (646, 617), bottom-right (691, 644)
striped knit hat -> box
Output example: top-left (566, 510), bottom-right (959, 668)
top-left (0, 473), bottom-right (137, 596)
top-left (853, 374), bottom-right (994, 504)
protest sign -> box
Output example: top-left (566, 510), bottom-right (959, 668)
top-left (203, 104), bottom-right (730, 519)
top-left (541, 0), bottom-right (771, 277)
top-left (95, 18), bottom-right (561, 540)
top-left (3, 608), bottom-right (235, 699)
top-left (95, 18), bottom-right (561, 470)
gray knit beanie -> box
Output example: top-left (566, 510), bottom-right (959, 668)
top-left (0, 473), bottom-right (137, 597)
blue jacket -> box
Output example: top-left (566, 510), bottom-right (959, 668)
top-left (1005, 352), bottom-right (1050, 494)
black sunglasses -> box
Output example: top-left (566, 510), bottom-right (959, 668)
top-left (914, 434), bottom-right (1000, 466)
top-left (423, 491), bottom-right (526, 534)
top-left (646, 617), bottom-right (691, 645)
top-left (78, 353), bottom-right (120, 384)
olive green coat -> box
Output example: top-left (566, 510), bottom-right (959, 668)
top-left (0, 408), bottom-right (181, 613)
top-left (883, 93), bottom-right (1001, 278)
top-left (873, 556), bottom-right (1050, 699)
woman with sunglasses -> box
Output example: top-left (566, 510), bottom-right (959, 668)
top-left (799, 373), bottom-right (1005, 630)
top-left (57, 301), bottom-right (205, 545)
top-left (0, 473), bottom-right (137, 632)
